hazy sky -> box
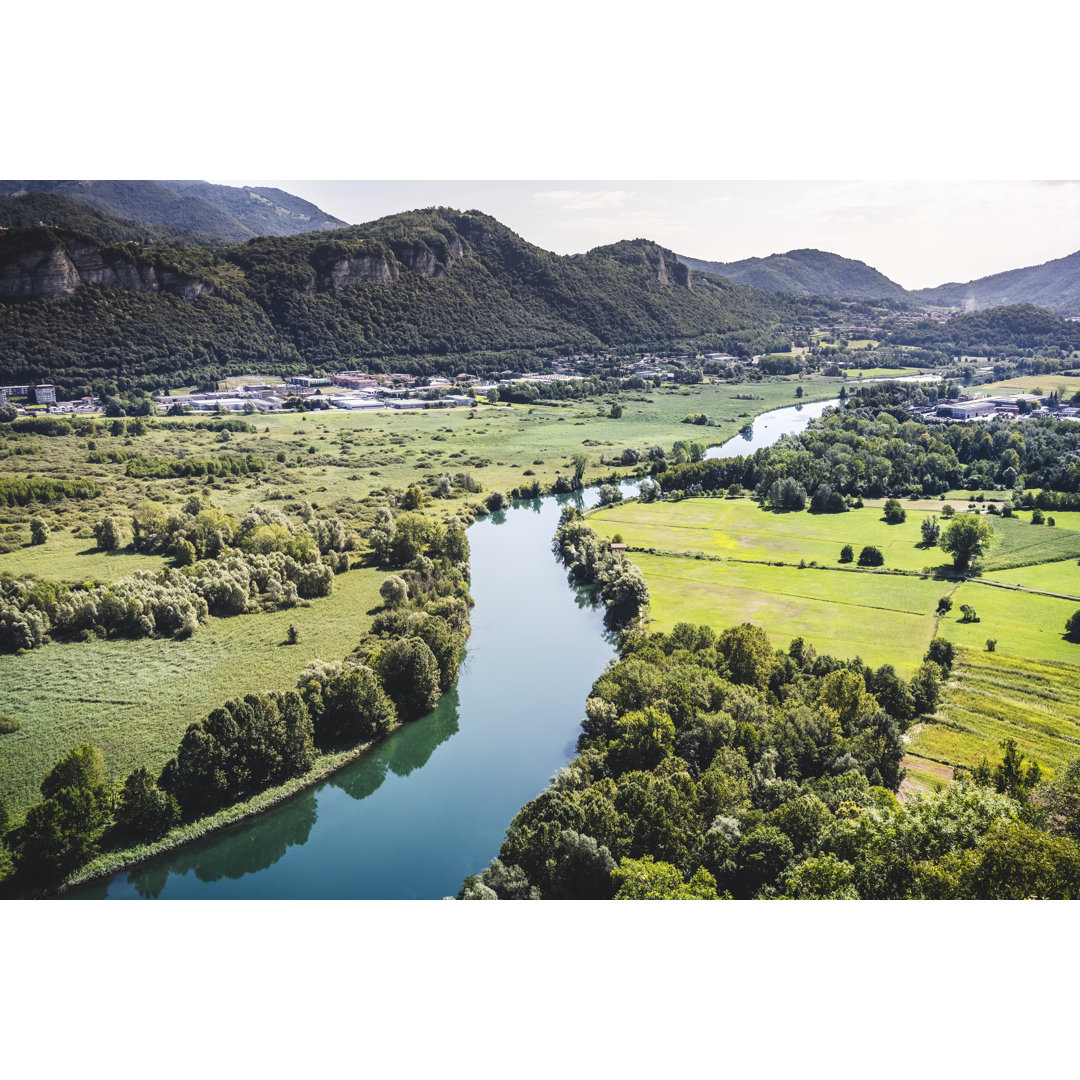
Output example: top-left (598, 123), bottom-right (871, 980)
top-left (230, 180), bottom-right (1080, 291)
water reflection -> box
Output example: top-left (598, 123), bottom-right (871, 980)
top-left (126, 792), bottom-right (319, 890)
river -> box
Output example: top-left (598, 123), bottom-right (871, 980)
top-left (70, 398), bottom-right (836, 899)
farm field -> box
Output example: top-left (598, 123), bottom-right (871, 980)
top-left (905, 648), bottom-right (1080, 781)
top-left (982, 559), bottom-right (1080, 596)
top-left (941, 580), bottom-right (1080, 666)
top-left (980, 374), bottom-right (1080, 397)
top-left (0, 566), bottom-right (384, 818)
top-left (625, 551), bottom-right (941, 672)
top-left (592, 496), bottom-right (1080, 576)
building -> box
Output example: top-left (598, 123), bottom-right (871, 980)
top-left (33, 385), bottom-right (56, 404)
top-left (287, 376), bottom-right (332, 388)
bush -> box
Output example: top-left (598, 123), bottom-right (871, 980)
top-left (0, 713), bottom-right (21, 734)
top-left (1066, 610), bottom-right (1080, 641)
top-left (29, 518), bottom-right (49, 545)
top-left (936, 596), bottom-right (953, 615)
top-left (485, 490), bottom-right (508, 513)
top-left (379, 575), bottom-right (409, 609)
top-left (986, 638), bottom-right (997, 652)
top-left (883, 499), bottom-right (906, 524)
top-left (839, 544), bottom-right (854, 563)
top-left (857, 545), bottom-right (884, 567)
top-left (287, 623), bottom-right (300, 644)
top-left (1032, 508), bottom-right (1046, 525)
top-left (959, 604), bottom-right (979, 623)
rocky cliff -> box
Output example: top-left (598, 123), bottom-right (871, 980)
top-left (0, 236), bottom-right (213, 300)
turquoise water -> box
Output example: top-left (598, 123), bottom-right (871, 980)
top-left (71, 401), bottom-right (835, 899)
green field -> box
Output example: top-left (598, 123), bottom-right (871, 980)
top-left (0, 567), bottom-right (384, 817)
top-left (627, 552), bottom-right (941, 672)
top-left (906, 648), bottom-right (1080, 780)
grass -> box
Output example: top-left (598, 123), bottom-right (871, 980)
top-left (0, 567), bottom-right (384, 818)
top-left (940, 580), bottom-right (1080, 666)
top-left (0, 528), bottom-right (168, 583)
top-left (906, 648), bottom-right (1080, 779)
top-left (840, 366), bottom-right (910, 378)
top-left (626, 551), bottom-right (941, 672)
top-left (590, 493), bottom-right (1080, 677)
top-left (979, 375), bottom-right (1080, 397)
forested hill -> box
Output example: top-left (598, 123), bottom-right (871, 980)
top-left (678, 248), bottom-right (910, 303)
top-left (0, 207), bottom-right (800, 394)
top-left (912, 249), bottom-right (1080, 315)
top-left (0, 181), bottom-right (346, 242)
top-left (889, 303), bottom-right (1080, 355)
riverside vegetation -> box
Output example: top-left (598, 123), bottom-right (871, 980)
top-left (0, 378), bottom-right (836, 893)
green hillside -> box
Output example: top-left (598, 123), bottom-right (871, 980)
top-left (0, 207), bottom-right (801, 394)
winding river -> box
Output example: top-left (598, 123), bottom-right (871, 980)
top-left (71, 399), bottom-right (836, 899)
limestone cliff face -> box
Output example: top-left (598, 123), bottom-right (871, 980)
top-left (0, 240), bottom-right (213, 299)
top-left (318, 254), bottom-right (399, 289)
top-left (316, 238), bottom-right (464, 289)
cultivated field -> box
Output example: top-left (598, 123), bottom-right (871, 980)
top-left (591, 493), bottom-right (1080, 777)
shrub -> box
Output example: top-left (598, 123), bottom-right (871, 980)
top-left (941, 504), bottom-right (956, 518)
top-left (0, 713), bottom-right (21, 734)
top-left (380, 575), bottom-right (409, 608)
top-left (839, 544), bottom-right (854, 564)
top-left (883, 499), bottom-right (906, 524)
top-left (986, 639), bottom-right (997, 652)
top-left (1067, 610), bottom-right (1080, 641)
top-left (1032, 508), bottom-right (1045, 525)
top-left (959, 604), bottom-right (979, 623)
top-left (937, 596), bottom-right (953, 615)
top-left (857, 545), bottom-right (884, 567)
top-left (29, 518), bottom-right (49, 545)
top-left (485, 490), bottom-right (508, 513)
top-left (287, 624), bottom-right (300, 644)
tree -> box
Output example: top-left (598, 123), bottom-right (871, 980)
top-left (936, 596), bottom-right (953, 615)
top-left (29, 517), bottom-right (49, 545)
top-left (597, 484), bottom-right (622, 507)
top-left (609, 403), bottom-right (623, 419)
top-left (1066, 610), bottom-right (1080, 641)
top-left (921, 515), bottom-right (941, 546)
top-left (612, 856), bottom-right (720, 899)
top-left (315, 666), bottom-right (397, 745)
top-left (17, 745), bottom-right (110, 880)
top-left (485, 490), bottom-right (508, 513)
top-left (570, 451), bottom-right (589, 489)
top-left (857, 545), bottom-right (884, 567)
top-left (717, 623), bottom-right (774, 689)
top-left (114, 766), bottom-right (180, 839)
top-left (377, 637), bottom-right (441, 720)
top-left (839, 544), bottom-right (854, 563)
top-left (883, 498), bottom-right (906, 524)
top-left (286, 623), bottom-right (300, 644)
top-left (940, 513), bottom-right (993, 571)
top-left (94, 515), bottom-right (123, 552)
top-left (959, 604), bottom-right (979, 623)
top-left (380, 575), bottom-right (409, 608)
top-left (368, 508), bottom-right (396, 564)
top-left (924, 637), bottom-right (955, 672)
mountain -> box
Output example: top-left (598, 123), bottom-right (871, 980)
top-left (678, 248), bottom-right (910, 302)
top-left (0, 207), bottom-right (800, 394)
top-left (912, 249), bottom-right (1080, 315)
top-left (0, 181), bottom-right (346, 241)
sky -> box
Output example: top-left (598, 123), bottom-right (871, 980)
top-left (220, 179), bottom-right (1080, 291)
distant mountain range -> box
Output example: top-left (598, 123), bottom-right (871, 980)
top-left (0, 180), bottom-right (346, 241)
top-left (678, 249), bottom-right (910, 303)
top-left (679, 246), bottom-right (1080, 315)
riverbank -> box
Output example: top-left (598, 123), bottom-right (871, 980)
top-left (51, 728), bottom-right (405, 897)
